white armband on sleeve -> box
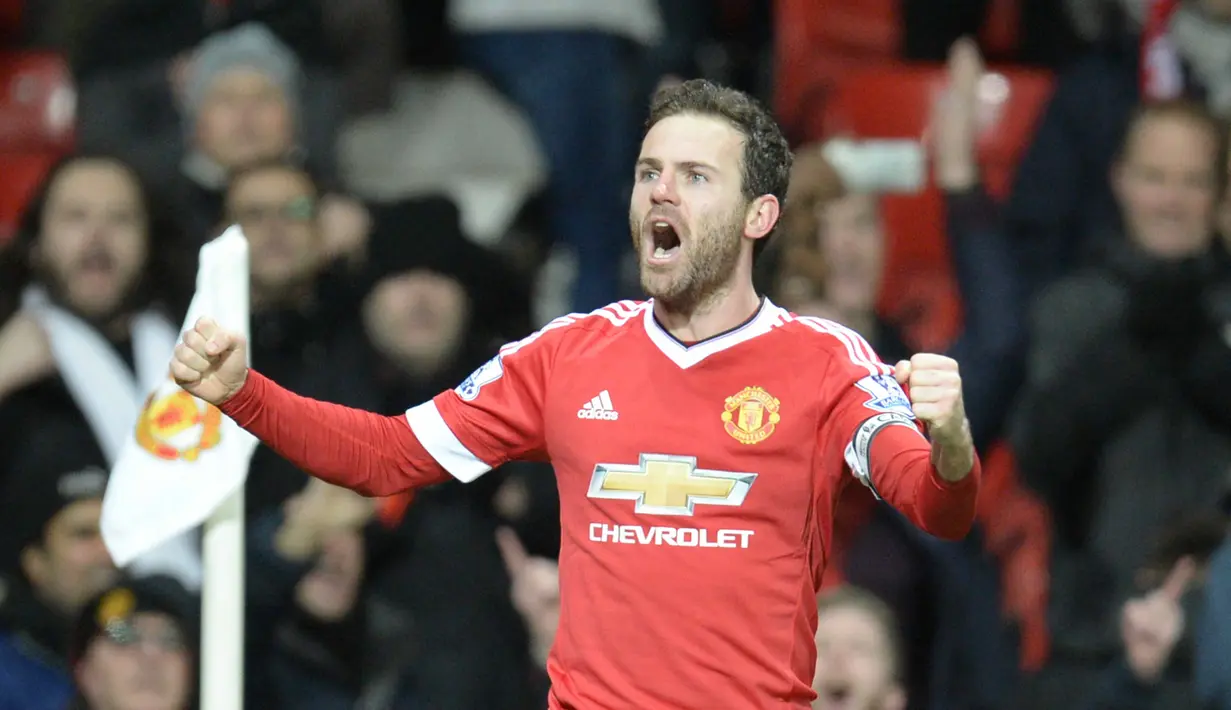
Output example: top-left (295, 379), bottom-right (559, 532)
top-left (843, 412), bottom-right (921, 500)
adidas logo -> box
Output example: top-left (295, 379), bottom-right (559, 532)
top-left (578, 390), bottom-right (619, 421)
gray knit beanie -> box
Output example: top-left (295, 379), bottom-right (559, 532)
top-left (183, 22), bottom-right (301, 124)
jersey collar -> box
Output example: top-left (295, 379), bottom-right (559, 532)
top-left (643, 297), bottom-right (784, 369)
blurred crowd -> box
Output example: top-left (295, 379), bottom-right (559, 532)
top-left (1, 0), bottom-right (1231, 709)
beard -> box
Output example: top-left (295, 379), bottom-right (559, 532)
top-left (33, 257), bottom-right (143, 329)
top-left (631, 204), bottom-right (746, 314)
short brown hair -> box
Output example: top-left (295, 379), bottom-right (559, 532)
top-left (817, 585), bottom-right (903, 682)
top-left (226, 156), bottom-right (321, 199)
top-left (645, 79), bottom-right (793, 261)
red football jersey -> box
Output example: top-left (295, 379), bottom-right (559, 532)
top-left (405, 298), bottom-right (975, 709)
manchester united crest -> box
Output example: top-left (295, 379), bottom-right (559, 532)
top-left (721, 386), bottom-right (781, 445)
top-left (134, 388), bottom-right (223, 462)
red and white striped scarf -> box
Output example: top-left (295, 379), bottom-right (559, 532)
top-left (1141, 0), bottom-right (1184, 100)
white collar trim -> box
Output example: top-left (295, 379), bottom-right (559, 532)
top-left (642, 297), bottom-right (785, 369)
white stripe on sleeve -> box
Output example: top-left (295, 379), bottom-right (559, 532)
top-left (405, 400), bottom-right (492, 483)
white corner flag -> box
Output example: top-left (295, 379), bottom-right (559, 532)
top-left (101, 225), bottom-right (257, 565)
top-left (102, 224), bottom-right (255, 710)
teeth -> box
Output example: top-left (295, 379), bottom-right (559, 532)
top-left (653, 221), bottom-right (670, 228)
top-left (654, 246), bottom-right (671, 258)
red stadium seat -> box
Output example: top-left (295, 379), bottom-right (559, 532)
top-left (0, 151), bottom-right (54, 244)
top-left (821, 64), bottom-right (1054, 349)
top-left (773, 0), bottom-right (901, 144)
top-left (0, 51), bottom-right (75, 152)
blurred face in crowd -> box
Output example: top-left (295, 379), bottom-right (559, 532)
top-left (197, 68), bottom-right (293, 169)
top-left (296, 531), bottom-right (364, 622)
top-left (1113, 112), bottom-right (1218, 259)
top-left (76, 611), bottom-right (191, 710)
top-left (631, 114), bottom-right (767, 312)
top-left (362, 270), bottom-right (469, 377)
top-left (22, 500), bottom-right (119, 617)
top-left (227, 166), bottom-right (323, 302)
top-left (812, 604), bottom-right (905, 710)
top-left (816, 193), bottom-right (885, 318)
top-left (34, 159), bottom-right (149, 323)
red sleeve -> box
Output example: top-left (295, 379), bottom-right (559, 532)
top-left (220, 370), bottom-right (449, 497)
top-left (403, 317), bottom-right (560, 481)
top-left (817, 341), bottom-right (980, 541)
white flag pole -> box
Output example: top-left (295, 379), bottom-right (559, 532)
top-left (200, 231), bottom-right (249, 710)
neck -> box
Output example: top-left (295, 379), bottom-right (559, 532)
top-left (653, 277), bottom-right (762, 343)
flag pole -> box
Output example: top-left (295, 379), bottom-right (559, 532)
top-left (201, 489), bottom-right (245, 709)
top-left (200, 231), bottom-right (249, 710)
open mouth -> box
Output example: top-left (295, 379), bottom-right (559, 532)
top-left (648, 218), bottom-right (682, 264)
top-left (78, 250), bottom-right (116, 276)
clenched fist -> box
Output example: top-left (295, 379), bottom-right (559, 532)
top-left (893, 353), bottom-right (967, 444)
top-left (171, 317), bottom-right (249, 406)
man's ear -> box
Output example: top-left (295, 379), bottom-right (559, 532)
top-left (745, 194), bottom-right (781, 241)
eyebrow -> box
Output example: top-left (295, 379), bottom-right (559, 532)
top-left (635, 158), bottom-right (721, 173)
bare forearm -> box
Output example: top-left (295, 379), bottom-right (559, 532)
top-left (219, 369), bottom-right (450, 496)
top-left (932, 420), bottom-right (976, 482)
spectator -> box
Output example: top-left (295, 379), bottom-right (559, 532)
top-left (0, 154), bottom-right (197, 585)
top-left (812, 586), bottom-right (907, 710)
top-left (59, 0), bottom-right (398, 185)
top-left (219, 159), bottom-right (381, 519)
top-left (243, 479), bottom-right (385, 708)
top-left (1084, 560), bottom-right (1195, 710)
top-left (68, 575), bottom-right (196, 710)
top-left (1083, 513), bottom-right (1226, 709)
top-left (495, 527), bottom-right (559, 707)
top-left (1006, 0), bottom-right (1231, 293)
top-left (356, 204), bottom-right (538, 708)
top-left (449, 0), bottom-right (664, 312)
top-left (777, 43), bottom-right (1033, 708)
top-left (176, 24), bottom-right (375, 259)
top-left (779, 41), bottom-right (1026, 450)
top-left (176, 23), bottom-right (304, 241)
top-left (0, 462), bottom-right (116, 710)
top-left (1011, 99), bottom-right (1231, 708)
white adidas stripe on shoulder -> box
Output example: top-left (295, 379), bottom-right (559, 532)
top-left (499, 301), bottom-right (646, 357)
top-left (782, 313), bottom-right (892, 377)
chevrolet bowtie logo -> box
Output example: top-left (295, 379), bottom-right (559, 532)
top-left (587, 454), bottom-right (757, 516)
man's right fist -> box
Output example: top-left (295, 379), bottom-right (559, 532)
top-left (171, 317), bottom-right (249, 406)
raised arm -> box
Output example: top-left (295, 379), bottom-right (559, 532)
top-left (173, 314), bottom-right (562, 496)
top-left (816, 341), bottom-right (981, 541)
top-left (218, 369), bottom-right (448, 496)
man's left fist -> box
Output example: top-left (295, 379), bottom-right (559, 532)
top-left (894, 353), bottom-right (968, 445)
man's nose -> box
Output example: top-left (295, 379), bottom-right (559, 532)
top-left (651, 175), bottom-right (679, 205)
